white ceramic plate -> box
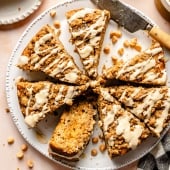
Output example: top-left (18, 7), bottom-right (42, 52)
top-left (6, 0), bottom-right (170, 169)
top-left (0, 0), bottom-right (42, 25)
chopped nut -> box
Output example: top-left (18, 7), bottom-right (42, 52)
top-left (7, 137), bottom-right (14, 144)
top-left (123, 40), bottom-right (130, 48)
top-left (129, 38), bottom-right (137, 48)
top-left (103, 46), bottom-right (110, 54)
top-left (118, 48), bottom-right (124, 56)
top-left (16, 151), bottom-right (24, 160)
top-left (27, 160), bottom-right (34, 169)
top-left (110, 30), bottom-right (122, 38)
top-left (92, 137), bottom-right (99, 144)
top-left (111, 56), bottom-right (118, 65)
top-left (134, 43), bottom-right (142, 52)
top-left (50, 10), bottom-right (56, 18)
top-left (53, 21), bottom-right (60, 29)
top-left (98, 134), bottom-right (104, 140)
top-left (99, 144), bottom-right (106, 152)
top-left (21, 144), bottom-right (28, 152)
top-left (111, 36), bottom-right (118, 44)
top-left (91, 149), bottom-right (98, 156)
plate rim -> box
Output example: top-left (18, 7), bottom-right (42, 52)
top-left (0, 0), bottom-right (43, 25)
top-left (5, 0), bottom-right (170, 169)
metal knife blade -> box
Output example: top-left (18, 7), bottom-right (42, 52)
top-left (91, 0), bottom-right (170, 49)
top-left (91, 0), bottom-right (153, 33)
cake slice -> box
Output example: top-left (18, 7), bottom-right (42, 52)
top-left (66, 8), bottom-right (110, 79)
top-left (49, 101), bottom-right (96, 161)
top-left (17, 24), bottom-right (89, 85)
top-left (97, 87), bottom-right (150, 157)
top-left (100, 42), bottom-right (167, 85)
top-left (101, 86), bottom-right (170, 137)
top-left (16, 79), bottom-right (89, 128)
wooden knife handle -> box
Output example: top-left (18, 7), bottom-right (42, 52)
top-left (149, 26), bottom-right (170, 49)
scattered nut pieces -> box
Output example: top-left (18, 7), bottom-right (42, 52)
top-left (123, 40), bottom-right (130, 48)
top-left (5, 108), bottom-right (10, 113)
top-left (53, 20), bottom-right (60, 29)
top-left (50, 10), bottom-right (56, 18)
top-left (91, 149), bottom-right (98, 156)
top-left (16, 151), bottom-right (24, 160)
top-left (7, 137), bottom-right (14, 144)
top-left (118, 48), bottom-right (124, 56)
top-left (110, 30), bottom-right (122, 38)
top-left (27, 160), bottom-right (34, 169)
top-left (103, 46), bottom-right (110, 54)
top-left (134, 43), bottom-right (142, 52)
top-left (92, 137), bottom-right (99, 144)
top-left (111, 36), bottom-right (118, 44)
top-left (99, 144), bottom-right (106, 152)
top-left (21, 144), bottom-right (28, 152)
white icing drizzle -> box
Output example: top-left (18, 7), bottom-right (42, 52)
top-left (64, 71), bottom-right (79, 83)
top-left (154, 89), bottom-right (170, 135)
top-left (55, 86), bottom-right (65, 105)
top-left (34, 47), bottom-right (60, 69)
top-left (116, 114), bottom-right (143, 149)
top-left (24, 84), bottom-right (51, 127)
top-left (34, 33), bottom-right (53, 53)
top-left (18, 55), bottom-right (29, 65)
top-left (145, 47), bottom-right (162, 56)
top-left (131, 89), bottom-right (164, 118)
top-left (100, 88), bottom-right (114, 102)
top-left (116, 57), bottom-right (156, 80)
top-left (68, 8), bottom-right (95, 23)
top-left (103, 105), bottom-right (121, 131)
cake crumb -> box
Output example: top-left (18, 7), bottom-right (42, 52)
top-left (103, 46), bottom-right (110, 54)
top-left (53, 20), bottom-right (60, 29)
top-left (92, 137), bottom-right (99, 144)
top-left (7, 137), bottom-right (14, 144)
top-left (50, 10), bottom-right (56, 18)
top-left (99, 144), bottom-right (106, 152)
top-left (118, 48), bottom-right (124, 56)
top-left (21, 144), bottom-right (28, 152)
top-left (91, 149), bottom-right (98, 156)
top-left (16, 151), bottom-right (24, 160)
top-left (27, 160), bottom-right (34, 169)
top-left (110, 30), bottom-right (122, 38)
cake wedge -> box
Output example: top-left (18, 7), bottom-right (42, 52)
top-left (49, 100), bottom-right (96, 161)
top-left (97, 87), bottom-right (150, 157)
top-left (100, 42), bottom-right (167, 86)
top-left (16, 79), bottom-right (89, 128)
top-left (17, 24), bottom-right (89, 85)
top-left (100, 86), bottom-right (170, 137)
top-left (66, 8), bottom-right (110, 79)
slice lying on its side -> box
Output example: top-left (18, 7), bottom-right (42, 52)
top-left (16, 79), bottom-right (89, 128)
top-left (97, 87), bottom-right (150, 157)
top-left (49, 101), bottom-right (96, 161)
top-left (66, 8), bottom-right (110, 79)
top-left (17, 24), bottom-right (89, 85)
top-left (100, 42), bottom-right (167, 86)
top-left (102, 86), bottom-right (170, 137)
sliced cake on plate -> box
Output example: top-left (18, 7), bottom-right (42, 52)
top-left (66, 8), bottom-right (110, 79)
top-left (97, 87), bottom-right (150, 157)
top-left (16, 79), bottom-right (89, 128)
top-left (49, 100), bottom-right (96, 161)
top-left (17, 24), bottom-right (89, 85)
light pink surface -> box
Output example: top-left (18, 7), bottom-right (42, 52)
top-left (0, 0), bottom-right (169, 170)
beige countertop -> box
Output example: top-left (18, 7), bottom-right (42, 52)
top-left (0, 0), bottom-right (169, 170)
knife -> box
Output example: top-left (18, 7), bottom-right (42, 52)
top-left (91, 0), bottom-right (170, 50)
